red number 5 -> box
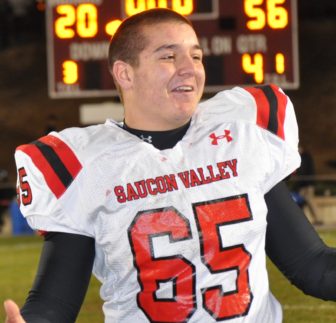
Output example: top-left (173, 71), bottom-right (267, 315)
top-left (128, 195), bottom-right (253, 323)
top-left (17, 167), bottom-right (33, 206)
top-left (193, 195), bottom-right (253, 320)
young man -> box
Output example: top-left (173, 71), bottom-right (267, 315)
top-left (5, 8), bottom-right (336, 323)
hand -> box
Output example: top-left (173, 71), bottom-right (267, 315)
top-left (3, 300), bottom-right (26, 323)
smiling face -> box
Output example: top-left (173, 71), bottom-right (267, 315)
top-left (117, 22), bottom-right (205, 131)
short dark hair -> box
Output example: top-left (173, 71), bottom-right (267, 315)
top-left (108, 8), bottom-right (193, 71)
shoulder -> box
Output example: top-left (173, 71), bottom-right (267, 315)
top-left (197, 84), bottom-right (296, 142)
top-left (15, 123), bottom-right (120, 199)
top-left (14, 122), bottom-right (125, 234)
top-left (241, 84), bottom-right (290, 140)
top-left (16, 122), bottom-right (122, 163)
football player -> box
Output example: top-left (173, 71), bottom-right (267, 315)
top-left (5, 8), bottom-right (336, 323)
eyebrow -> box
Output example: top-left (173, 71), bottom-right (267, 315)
top-left (153, 43), bottom-right (203, 53)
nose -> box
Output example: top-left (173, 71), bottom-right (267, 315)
top-left (177, 55), bottom-right (196, 77)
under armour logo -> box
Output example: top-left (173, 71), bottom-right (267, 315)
top-left (209, 130), bottom-right (233, 145)
top-left (140, 135), bottom-right (153, 143)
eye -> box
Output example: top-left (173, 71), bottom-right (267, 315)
top-left (192, 51), bottom-right (203, 61)
top-left (192, 54), bottom-right (202, 61)
top-left (161, 53), bottom-right (175, 60)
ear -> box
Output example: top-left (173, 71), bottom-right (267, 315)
top-left (112, 60), bottom-right (133, 90)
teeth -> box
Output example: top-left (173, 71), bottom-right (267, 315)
top-left (175, 86), bottom-right (193, 92)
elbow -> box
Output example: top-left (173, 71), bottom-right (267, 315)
top-left (287, 249), bottom-right (336, 301)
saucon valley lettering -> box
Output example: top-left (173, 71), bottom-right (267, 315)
top-left (114, 159), bottom-right (237, 203)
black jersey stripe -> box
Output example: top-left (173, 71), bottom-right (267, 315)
top-left (257, 85), bottom-right (278, 135)
top-left (33, 140), bottom-right (74, 189)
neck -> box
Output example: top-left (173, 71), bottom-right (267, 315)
top-left (123, 120), bottom-right (191, 150)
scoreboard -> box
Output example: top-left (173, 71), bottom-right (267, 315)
top-left (46, 0), bottom-right (299, 98)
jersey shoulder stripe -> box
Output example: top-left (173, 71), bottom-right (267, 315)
top-left (244, 84), bottom-right (287, 140)
top-left (16, 134), bottom-right (82, 199)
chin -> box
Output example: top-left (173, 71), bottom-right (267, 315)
top-left (173, 105), bottom-right (196, 122)
top-left (179, 101), bottom-right (198, 113)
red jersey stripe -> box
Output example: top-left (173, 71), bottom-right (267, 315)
top-left (270, 84), bottom-right (287, 140)
top-left (17, 143), bottom-right (67, 198)
top-left (245, 84), bottom-right (287, 140)
top-left (245, 86), bottom-right (270, 131)
top-left (38, 135), bottom-right (82, 179)
top-left (16, 135), bottom-right (82, 199)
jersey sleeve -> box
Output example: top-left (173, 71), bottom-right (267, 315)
top-left (15, 132), bottom-right (94, 236)
top-left (198, 84), bottom-right (301, 193)
top-left (243, 84), bottom-right (298, 152)
top-left (243, 84), bottom-right (301, 192)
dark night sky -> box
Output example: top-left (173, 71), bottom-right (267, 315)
top-left (0, 0), bottom-right (335, 178)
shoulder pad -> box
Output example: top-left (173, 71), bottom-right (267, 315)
top-left (244, 84), bottom-right (288, 140)
top-left (16, 134), bottom-right (82, 199)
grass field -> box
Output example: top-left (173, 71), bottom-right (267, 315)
top-left (1, 230), bottom-right (336, 322)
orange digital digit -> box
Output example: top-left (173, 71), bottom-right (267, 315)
top-left (275, 53), bottom-right (285, 74)
top-left (62, 60), bottom-right (78, 84)
top-left (267, 0), bottom-right (288, 29)
top-left (146, 0), bottom-right (168, 9)
top-left (55, 5), bottom-right (76, 39)
top-left (244, 0), bottom-right (266, 30)
top-left (242, 53), bottom-right (264, 83)
top-left (76, 4), bottom-right (98, 38)
top-left (125, 0), bottom-right (147, 16)
top-left (172, 0), bottom-right (193, 15)
top-left (125, 0), bottom-right (193, 17)
top-left (105, 19), bottom-right (122, 37)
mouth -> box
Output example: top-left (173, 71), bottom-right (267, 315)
top-left (172, 85), bottom-right (194, 93)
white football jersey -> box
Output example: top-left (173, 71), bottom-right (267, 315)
top-left (15, 85), bottom-right (300, 323)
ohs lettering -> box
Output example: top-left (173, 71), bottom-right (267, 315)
top-left (114, 159), bottom-right (238, 203)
